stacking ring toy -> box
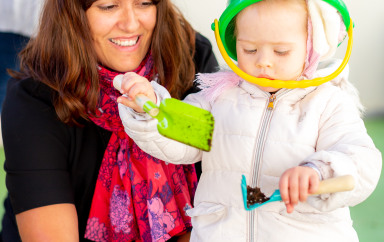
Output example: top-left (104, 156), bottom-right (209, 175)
top-left (211, 0), bottom-right (353, 89)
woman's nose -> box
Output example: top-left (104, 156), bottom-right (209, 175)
top-left (118, 6), bottom-right (140, 32)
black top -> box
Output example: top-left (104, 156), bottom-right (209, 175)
top-left (0, 33), bottom-right (218, 241)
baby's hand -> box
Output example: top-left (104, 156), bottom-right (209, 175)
top-left (279, 166), bottom-right (320, 213)
top-left (114, 72), bottom-right (156, 113)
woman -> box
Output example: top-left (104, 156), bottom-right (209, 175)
top-left (1, 0), bottom-right (218, 241)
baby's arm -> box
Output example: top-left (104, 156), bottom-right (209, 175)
top-left (116, 72), bottom-right (204, 164)
top-left (282, 90), bottom-right (381, 213)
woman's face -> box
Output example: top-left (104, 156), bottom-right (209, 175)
top-left (86, 0), bottom-right (157, 72)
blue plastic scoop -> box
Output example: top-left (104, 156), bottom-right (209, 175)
top-left (241, 174), bottom-right (355, 211)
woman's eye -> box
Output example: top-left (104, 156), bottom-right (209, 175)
top-left (98, 4), bottom-right (117, 11)
top-left (136, 0), bottom-right (155, 8)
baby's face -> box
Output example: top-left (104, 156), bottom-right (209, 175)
top-left (236, 0), bottom-right (307, 92)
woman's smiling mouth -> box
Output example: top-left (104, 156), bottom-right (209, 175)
top-left (110, 36), bottom-right (139, 47)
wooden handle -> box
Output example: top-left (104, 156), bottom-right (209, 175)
top-left (312, 175), bottom-right (355, 195)
top-left (135, 94), bottom-right (151, 107)
top-left (113, 75), bottom-right (123, 91)
top-left (135, 94), bottom-right (159, 117)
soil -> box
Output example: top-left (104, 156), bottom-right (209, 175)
top-left (246, 185), bottom-right (269, 206)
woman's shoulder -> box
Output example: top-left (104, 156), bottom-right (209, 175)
top-left (194, 32), bottom-right (219, 74)
top-left (2, 76), bottom-right (59, 136)
top-left (195, 32), bottom-right (213, 51)
top-left (6, 76), bottom-right (54, 106)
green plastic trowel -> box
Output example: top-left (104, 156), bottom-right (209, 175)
top-left (113, 75), bottom-right (214, 151)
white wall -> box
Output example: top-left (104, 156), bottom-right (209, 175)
top-left (339, 0), bottom-right (384, 116)
top-left (172, 0), bottom-right (384, 116)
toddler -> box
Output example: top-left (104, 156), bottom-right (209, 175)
top-left (115, 0), bottom-right (382, 241)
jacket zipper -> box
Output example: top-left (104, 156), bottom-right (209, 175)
top-left (248, 89), bottom-right (291, 242)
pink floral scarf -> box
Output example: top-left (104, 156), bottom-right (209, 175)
top-left (85, 53), bottom-right (197, 241)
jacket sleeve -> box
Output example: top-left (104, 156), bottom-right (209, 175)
top-left (119, 81), bottom-right (211, 165)
top-left (304, 88), bottom-right (382, 212)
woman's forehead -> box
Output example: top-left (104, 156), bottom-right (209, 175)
top-left (82, 0), bottom-right (162, 9)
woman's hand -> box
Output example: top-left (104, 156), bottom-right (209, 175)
top-left (279, 166), bottom-right (320, 213)
top-left (115, 72), bottom-right (157, 113)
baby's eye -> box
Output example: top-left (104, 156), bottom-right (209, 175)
top-left (244, 49), bottom-right (257, 54)
top-left (274, 50), bottom-right (290, 56)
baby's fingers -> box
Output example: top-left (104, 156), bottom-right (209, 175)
top-left (298, 175), bottom-right (310, 202)
top-left (308, 173), bottom-right (320, 194)
top-left (288, 174), bottom-right (300, 206)
top-left (279, 175), bottom-right (297, 214)
top-left (113, 73), bottom-right (138, 94)
top-left (279, 173), bottom-right (290, 206)
top-left (127, 81), bottom-right (155, 102)
top-left (285, 203), bottom-right (295, 214)
top-left (120, 72), bottom-right (146, 94)
top-left (117, 95), bottom-right (138, 110)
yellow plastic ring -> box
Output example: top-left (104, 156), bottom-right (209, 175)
top-left (213, 18), bottom-right (353, 89)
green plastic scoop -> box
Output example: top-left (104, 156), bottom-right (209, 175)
top-left (113, 75), bottom-right (214, 151)
top-left (241, 175), bottom-right (355, 210)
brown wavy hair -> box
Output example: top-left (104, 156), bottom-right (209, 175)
top-left (11, 0), bottom-right (196, 125)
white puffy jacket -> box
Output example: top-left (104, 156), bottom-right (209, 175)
top-left (119, 60), bottom-right (382, 242)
